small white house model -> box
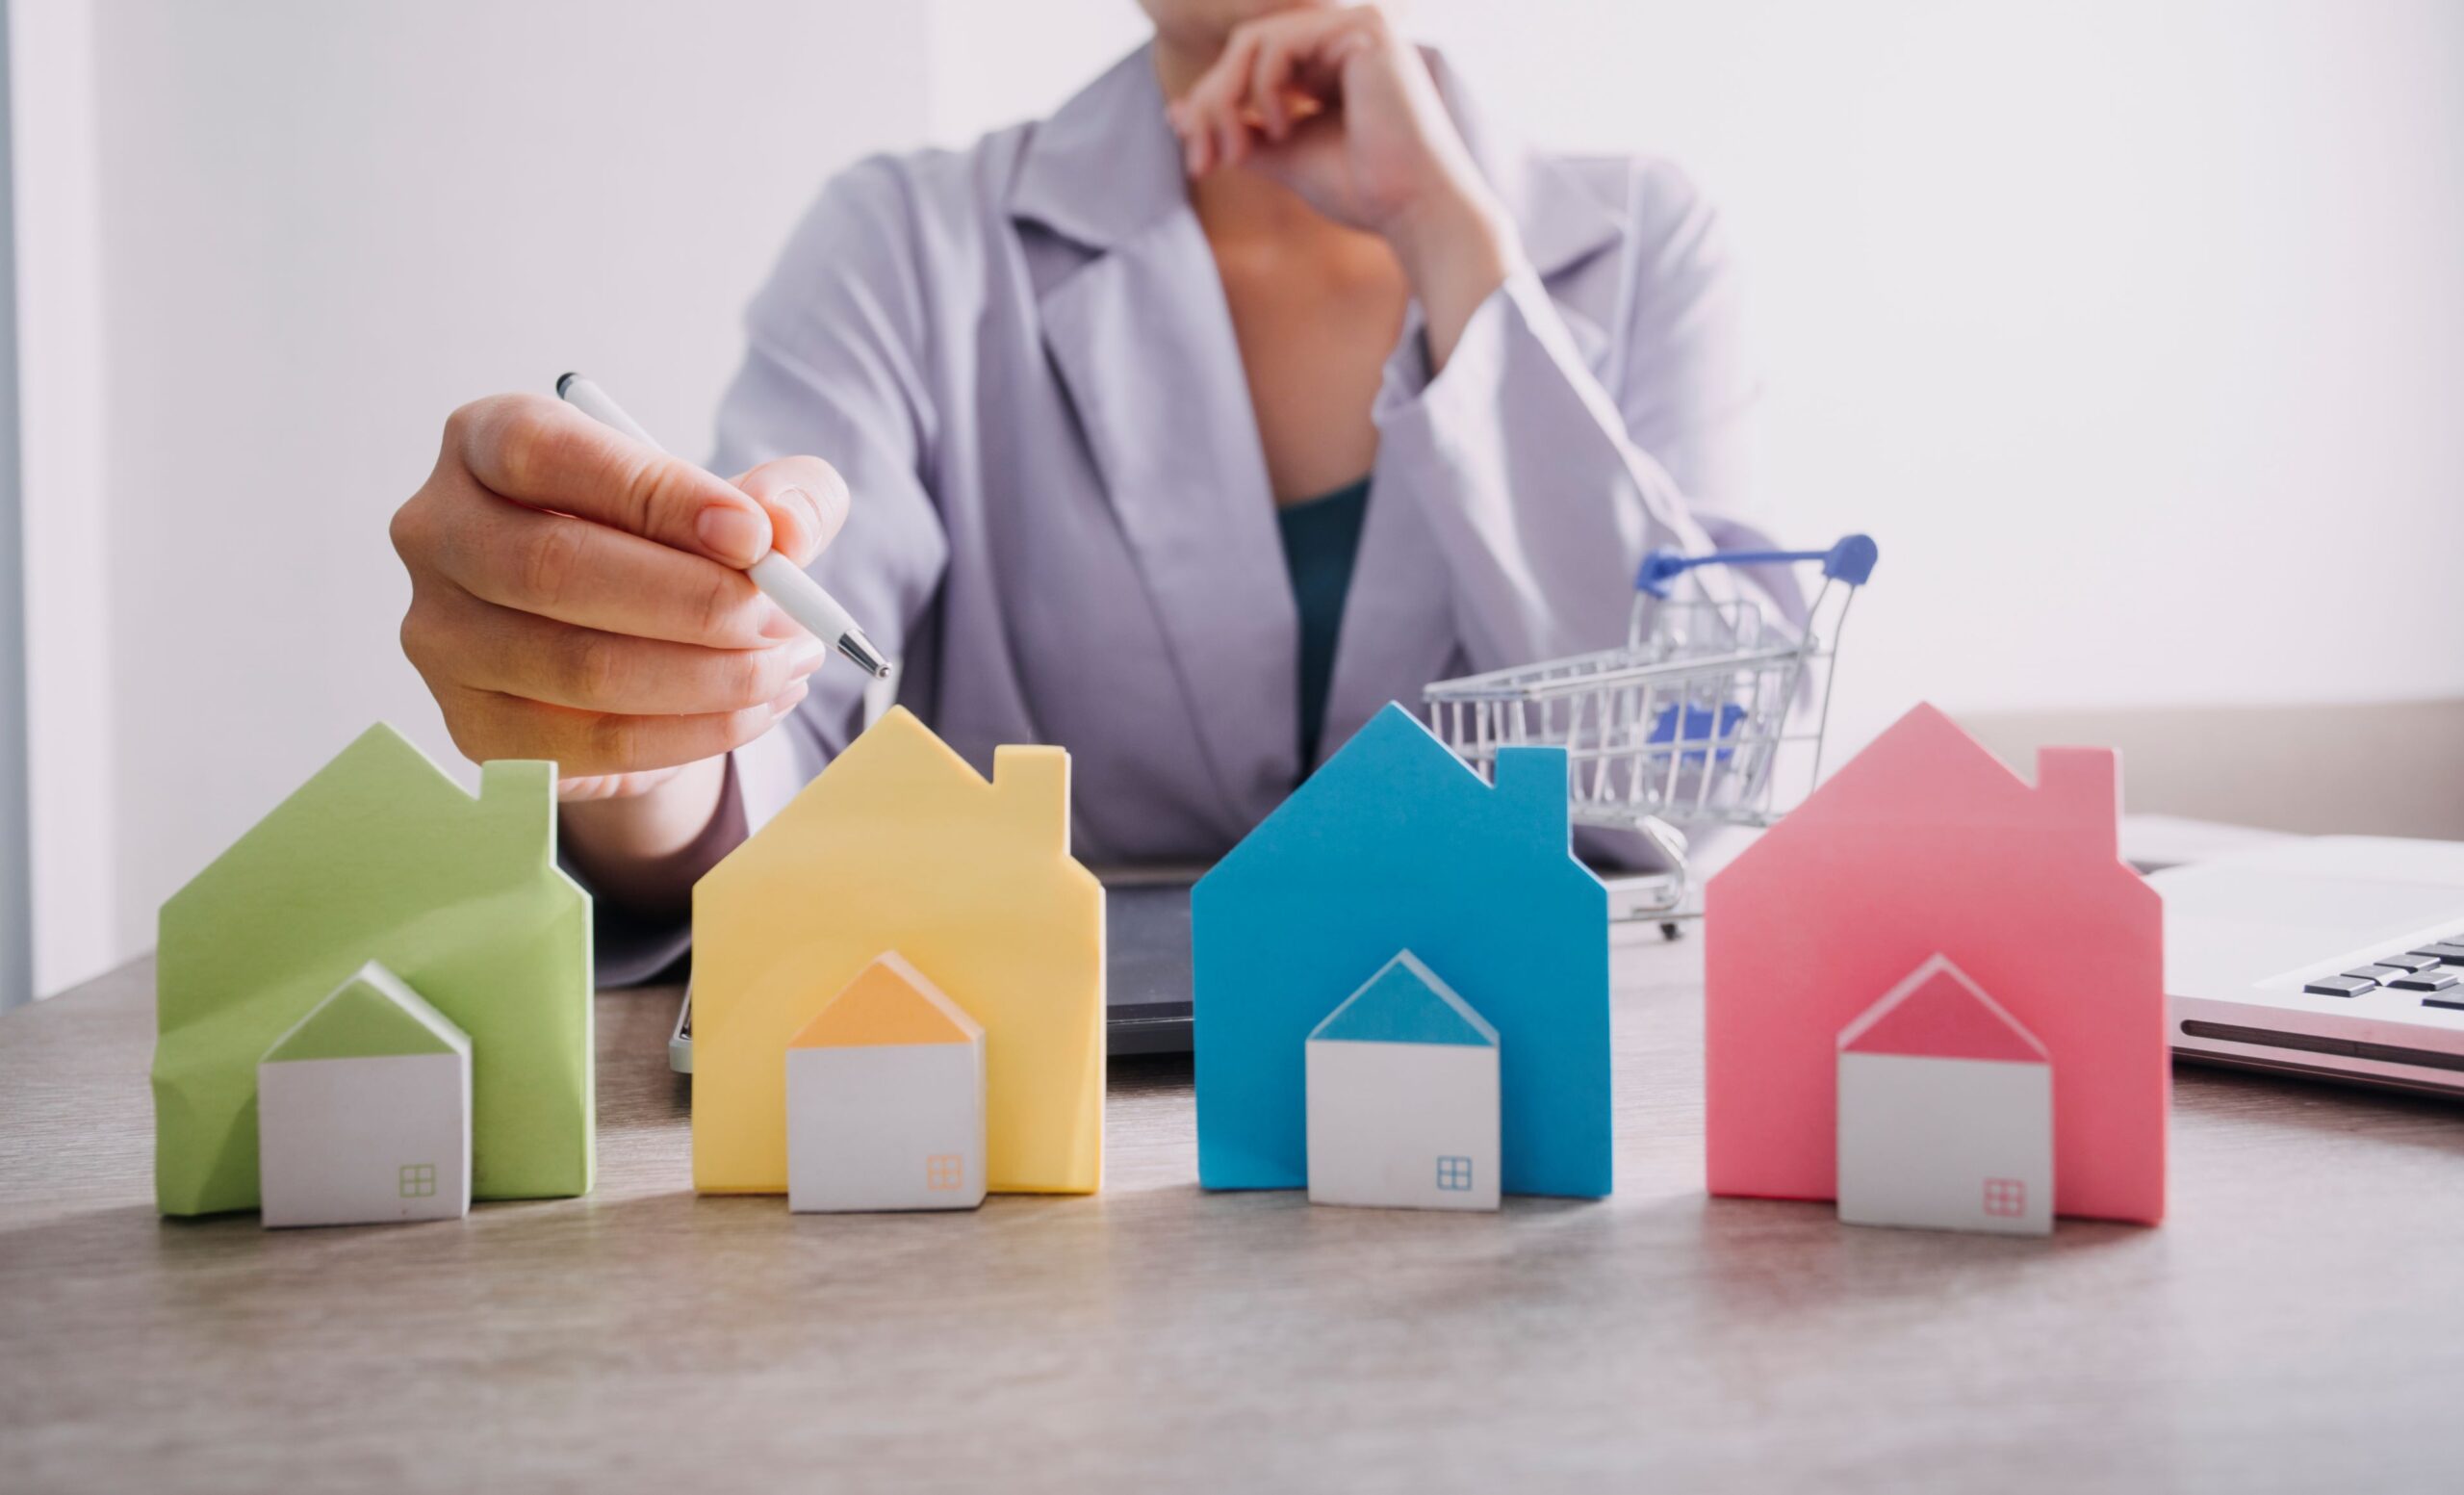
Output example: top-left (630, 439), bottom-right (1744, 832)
top-left (1305, 950), bottom-right (1501, 1212)
top-left (256, 960), bottom-right (473, 1228)
top-left (786, 953), bottom-right (987, 1213)
top-left (1835, 953), bottom-right (2053, 1236)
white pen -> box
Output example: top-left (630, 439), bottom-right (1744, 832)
top-left (554, 372), bottom-right (890, 678)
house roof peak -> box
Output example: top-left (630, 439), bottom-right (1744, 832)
top-left (337, 721), bottom-right (468, 799)
top-left (164, 723), bottom-right (574, 927)
top-left (1838, 954), bottom-right (2046, 1064)
top-left (1310, 950), bottom-right (1500, 1048)
top-left (1719, 702), bottom-right (2125, 884)
top-left (1228, 704), bottom-right (1570, 859)
top-left (261, 960), bottom-right (471, 1065)
top-left (791, 953), bottom-right (983, 1049)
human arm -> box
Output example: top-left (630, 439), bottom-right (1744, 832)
top-left (1169, 5), bottom-right (1786, 667)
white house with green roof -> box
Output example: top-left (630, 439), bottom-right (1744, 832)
top-left (256, 960), bottom-right (471, 1228)
top-left (1304, 950), bottom-right (1501, 1212)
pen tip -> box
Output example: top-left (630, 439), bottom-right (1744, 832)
top-left (554, 372), bottom-right (580, 398)
top-left (836, 630), bottom-right (892, 679)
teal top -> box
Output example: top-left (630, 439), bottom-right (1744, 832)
top-left (1274, 478), bottom-right (1371, 767)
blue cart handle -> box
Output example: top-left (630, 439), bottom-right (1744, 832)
top-left (1634, 533), bottom-right (1878, 599)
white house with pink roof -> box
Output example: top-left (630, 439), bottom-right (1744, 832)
top-left (1835, 953), bottom-right (2054, 1236)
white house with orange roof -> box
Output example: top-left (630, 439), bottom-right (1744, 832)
top-left (785, 952), bottom-right (988, 1213)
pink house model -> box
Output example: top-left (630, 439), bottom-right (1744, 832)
top-left (1705, 702), bottom-right (2167, 1225)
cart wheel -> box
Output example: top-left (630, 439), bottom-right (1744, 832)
top-left (1659, 921), bottom-right (1683, 942)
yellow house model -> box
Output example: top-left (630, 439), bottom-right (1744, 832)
top-left (692, 708), bottom-right (1105, 1195)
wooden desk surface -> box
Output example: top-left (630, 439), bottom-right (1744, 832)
top-left (4, 937), bottom-right (2460, 1493)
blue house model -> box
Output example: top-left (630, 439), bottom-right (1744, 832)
top-left (1194, 703), bottom-right (1611, 1198)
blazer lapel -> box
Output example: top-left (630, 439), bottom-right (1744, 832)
top-left (1014, 46), bottom-right (1301, 829)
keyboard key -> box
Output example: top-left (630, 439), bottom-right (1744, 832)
top-left (2390, 970), bottom-right (2460, 992)
top-left (2306, 976), bottom-right (2378, 997)
top-left (2344, 967), bottom-right (2410, 982)
top-left (2425, 992), bottom-right (2464, 1012)
top-left (2375, 954), bottom-right (2442, 973)
top-left (2412, 942), bottom-right (2464, 965)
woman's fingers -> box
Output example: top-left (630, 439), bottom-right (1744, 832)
top-left (1175, 26), bottom-right (1262, 173)
top-left (1248, 11), bottom-right (1357, 138)
top-left (449, 393), bottom-right (776, 567)
top-left (1170, 90), bottom-right (1217, 174)
top-left (437, 680), bottom-right (809, 781)
top-left (1212, 29), bottom-right (1266, 167)
top-left (409, 588), bottom-right (828, 717)
top-left (1250, 27), bottom-right (1303, 140)
top-left (422, 496), bottom-right (796, 648)
top-left (394, 393), bottom-right (855, 790)
top-left (730, 453), bottom-right (850, 566)
top-left (1173, 7), bottom-right (1383, 175)
top-left (416, 438), bottom-right (857, 650)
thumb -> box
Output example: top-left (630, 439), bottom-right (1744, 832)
top-left (730, 455), bottom-right (852, 567)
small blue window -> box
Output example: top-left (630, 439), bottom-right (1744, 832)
top-left (1436, 1156), bottom-right (1473, 1191)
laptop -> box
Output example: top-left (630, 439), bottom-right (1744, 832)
top-left (2155, 836), bottom-right (2464, 1096)
top-left (669, 867), bottom-right (1200, 1072)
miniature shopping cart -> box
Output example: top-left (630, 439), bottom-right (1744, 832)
top-left (1423, 534), bottom-right (1879, 928)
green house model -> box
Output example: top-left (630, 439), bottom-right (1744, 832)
top-left (153, 723), bottom-right (594, 1217)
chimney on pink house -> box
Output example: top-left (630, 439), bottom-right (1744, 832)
top-left (2034, 746), bottom-right (2120, 858)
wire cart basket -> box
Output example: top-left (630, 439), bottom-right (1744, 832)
top-left (1423, 534), bottom-right (1879, 929)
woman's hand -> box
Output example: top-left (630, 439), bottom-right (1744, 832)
top-left (390, 394), bottom-right (848, 903)
top-left (393, 392), bottom-right (846, 789)
top-left (1166, 4), bottom-right (1519, 363)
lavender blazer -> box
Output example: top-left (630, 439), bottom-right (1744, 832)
top-left (600, 44), bottom-right (1789, 979)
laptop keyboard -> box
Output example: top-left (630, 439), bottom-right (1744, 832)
top-left (2306, 937), bottom-right (2464, 1007)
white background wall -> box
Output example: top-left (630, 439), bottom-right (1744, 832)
top-left (12, 0), bottom-right (936, 993)
top-left (0, 2), bottom-right (27, 1011)
top-left (13, 1), bottom-right (2463, 993)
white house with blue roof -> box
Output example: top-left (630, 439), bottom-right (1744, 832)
top-left (1305, 950), bottom-right (1501, 1212)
